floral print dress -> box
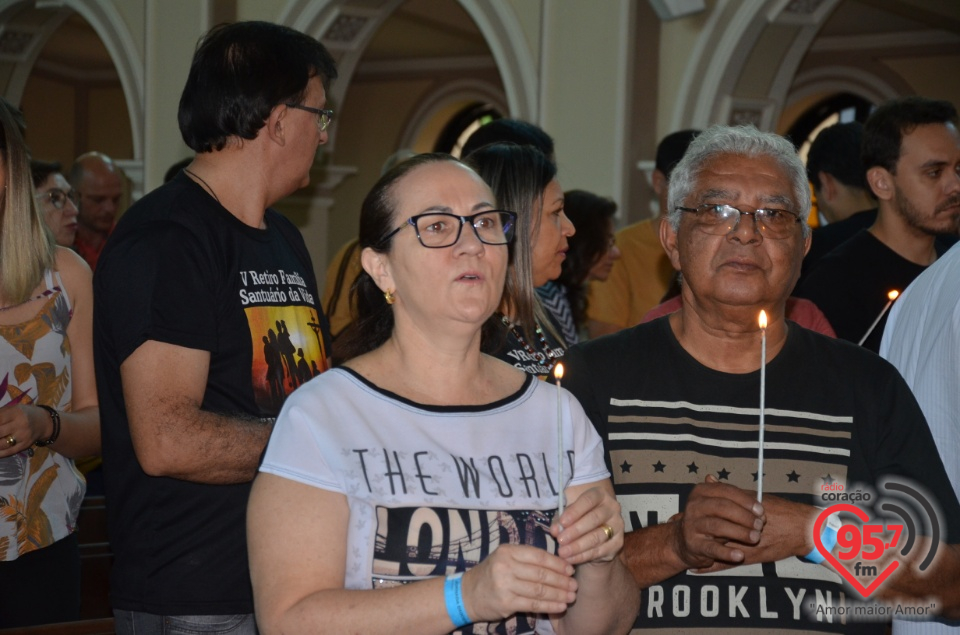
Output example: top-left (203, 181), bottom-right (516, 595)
top-left (0, 270), bottom-right (85, 561)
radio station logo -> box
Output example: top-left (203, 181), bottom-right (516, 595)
top-left (813, 477), bottom-right (942, 603)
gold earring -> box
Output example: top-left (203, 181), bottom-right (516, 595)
top-left (384, 289), bottom-right (395, 305)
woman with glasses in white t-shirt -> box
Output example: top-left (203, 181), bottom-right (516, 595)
top-left (248, 153), bottom-right (638, 635)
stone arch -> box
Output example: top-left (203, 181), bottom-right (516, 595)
top-left (279, 0), bottom-right (536, 125)
top-left (397, 78), bottom-right (508, 150)
top-left (276, 0), bottom-right (535, 286)
top-left (670, 0), bottom-right (946, 135)
top-left (455, 0), bottom-right (536, 120)
top-left (785, 65), bottom-right (902, 115)
top-left (0, 0), bottom-right (144, 159)
top-left (669, 0), bottom-right (841, 131)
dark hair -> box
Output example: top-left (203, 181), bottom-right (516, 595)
top-left (335, 153), bottom-right (504, 362)
top-left (464, 142), bottom-right (558, 341)
top-left (862, 97), bottom-right (959, 173)
top-left (178, 21), bottom-right (338, 153)
top-left (30, 159), bottom-right (63, 189)
top-left (558, 190), bottom-right (618, 328)
top-left (655, 129), bottom-right (700, 178)
top-left (806, 122), bottom-right (867, 191)
top-left (461, 119), bottom-right (555, 161)
top-left (1, 96), bottom-right (26, 138)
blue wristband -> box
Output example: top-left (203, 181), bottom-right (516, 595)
top-left (804, 514), bottom-right (840, 563)
top-left (444, 573), bottom-right (470, 628)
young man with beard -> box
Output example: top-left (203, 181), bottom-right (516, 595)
top-left (795, 97), bottom-right (960, 352)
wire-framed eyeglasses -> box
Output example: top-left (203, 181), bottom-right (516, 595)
top-left (676, 204), bottom-right (801, 239)
top-left (285, 103), bottom-right (334, 132)
top-left (36, 188), bottom-right (80, 210)
top-left (379, 210), bottom-right (518, 249)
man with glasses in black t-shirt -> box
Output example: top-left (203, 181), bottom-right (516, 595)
top-left (94, 22), bottom-right (338, 635)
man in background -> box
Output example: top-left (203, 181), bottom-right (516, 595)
top-left (70, 151), bottom-right (123, 269)
top-left (801, 121), bottom-right (876, 275)
top-left (586, 129), bottom-right (699, 338)
top-left (795, 97), bottom-right (960, 352)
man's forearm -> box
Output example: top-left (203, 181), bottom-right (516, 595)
top-left (133, 407), bottom-right (274, 484)
top-left (621, 522), bottom-right (690, 588)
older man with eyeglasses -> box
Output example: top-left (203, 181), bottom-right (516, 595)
top-left (561, 124), bottom-right (960, 634)
top-left (68, 151), bottom-right (124, 270)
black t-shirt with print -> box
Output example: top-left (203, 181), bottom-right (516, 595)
top-left (94, 173), bottom-right (331, 615)
top-left (491, 317), bottom-right (566, 379)
top-left (563, 318), bottom-right (960, 634)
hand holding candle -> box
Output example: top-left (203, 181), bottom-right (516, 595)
top-left (858, 290), bottom-right (900, 346)
top-left (757, 310), bottom-right (767, 503)
top-left (554, 362), bottom-right (565, 517)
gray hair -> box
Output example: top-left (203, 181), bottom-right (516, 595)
top-left (666, 125), bottom-right (811, 237)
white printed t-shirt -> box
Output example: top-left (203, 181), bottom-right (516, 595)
top-left (260, 367), bottom-right (610, 634)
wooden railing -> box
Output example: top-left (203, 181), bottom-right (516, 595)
top-left (77, 496), bottom-right (112, 620)
top-left (0, 618), bottom-right (114, 635)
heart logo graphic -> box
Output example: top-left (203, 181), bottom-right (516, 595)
top-left (814, 504), bottom-right (900, 598)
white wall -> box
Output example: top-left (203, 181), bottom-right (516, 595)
top-left (537, 1), bottom-right (634, 206)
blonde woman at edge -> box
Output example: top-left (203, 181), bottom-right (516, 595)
top-left (0, 99), bottom-right (99, 627)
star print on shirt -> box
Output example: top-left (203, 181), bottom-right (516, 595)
top-left (823, 474), bottom-right (836, 486)
top-left (717, 468), bottom-right (730, 480)
top-left (620, 460), bottom-right (632, 474)
top-left (653, 461), bottom-right (666, 473)
top-left (787, 470), bottom-right (801, 483)
top-left (752, 471), bottom-right (764, 482)
top-left (687, 462), bottom-right (699, 474)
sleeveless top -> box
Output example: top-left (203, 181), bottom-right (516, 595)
top-left (0, 270), bottom-right (86, 561)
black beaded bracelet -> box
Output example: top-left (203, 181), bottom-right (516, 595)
top-left (35, 405), bottom-right (61, 447)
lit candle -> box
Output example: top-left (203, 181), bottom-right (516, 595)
top-left (554, 362), bottom-right (565, 517)
top-left (757, 310), bottom-right (767, 503)
top-left (858, 290), bottom-right (900, 346)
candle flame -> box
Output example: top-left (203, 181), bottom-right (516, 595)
top-left (758, 310), bottom-right (767, 330)
top-left (554, 362), bottom-right (564, 381)
top-left (888, 290), bottom-right (900, 301)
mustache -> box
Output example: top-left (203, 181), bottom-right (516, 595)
top-left (936, 195), bottom-right (960, 213)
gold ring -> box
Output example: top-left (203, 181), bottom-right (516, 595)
top-left (601, 524), bottom-right (614, 541)
top-left (5, 436), bottom-right (15, 447)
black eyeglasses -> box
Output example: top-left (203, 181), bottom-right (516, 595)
top-left (285, 103), bottom-right (334, 132)
top-left (379, 211), bottom-right (518, 249)
top-left (676, 204), bottom-right (801, 239)
top-left (37, 188), bottom-right (80, 210)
